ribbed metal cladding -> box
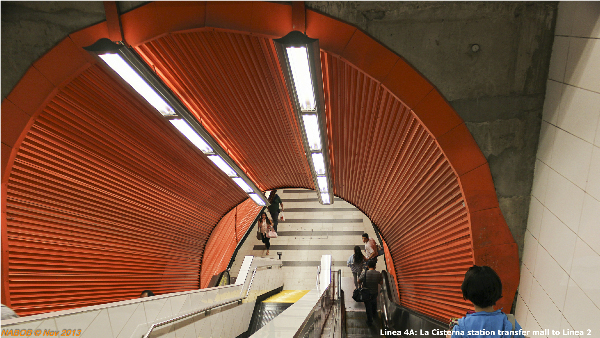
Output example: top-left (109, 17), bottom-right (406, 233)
top-left (4, 65), bottom-right (248, 316)
top-left (134, 30), bottom-right (314, 191)
top-left (200, 198), bottom-right (262, 288)
top-left (322, 52), bottom-right (473, 321)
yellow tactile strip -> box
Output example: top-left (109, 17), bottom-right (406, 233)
top-left (263, 290), bottom-right (310, 303)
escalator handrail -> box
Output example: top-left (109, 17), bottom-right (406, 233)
top-left (142, 297), bottom-right (243, 338)
top-left (142, 263), bottom-right (280, 338)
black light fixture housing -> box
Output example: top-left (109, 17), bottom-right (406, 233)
top-left (274, 31), bottom-right (333, 205)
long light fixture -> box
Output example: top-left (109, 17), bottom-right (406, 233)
top-left (274, 31), bottom-right (333, 205)
top-left (84, 38), bottom-right (269, 206)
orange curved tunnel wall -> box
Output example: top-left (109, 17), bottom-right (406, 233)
top-left (200, 199), bottom-right (263, 289)
top-left (1, 1), bottom-right (519, 321)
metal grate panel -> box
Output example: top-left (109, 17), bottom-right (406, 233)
top-left (134, 30), bottom-right (314, 192)
top-left (200, 198), bottom-right (262, 288)
top-left (322, 52), bottom-right (474, 321)
top-left (4, 65), bottom-right (248, 316)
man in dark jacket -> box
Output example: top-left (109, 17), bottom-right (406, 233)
top-left (359, 259), bottom-right (383, 325)
top-left (267, 189), bottom-right (284, 232)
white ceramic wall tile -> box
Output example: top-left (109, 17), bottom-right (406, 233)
top-left (531, 160), bottom-right (551, 203)
top-left (518, 265), bottom-right (535, 304)
top-left (548, 36), bottom-right (570, 82)
top-left (578, 193), bottom-right (600, 255)
top-left (570, 237), bottom-right (600, 308)
top-left (533, 246), bottom-right (570, 310)
top-left (528, 279), bottom-right (563, 333)
top-left (515, 295), bottom-right (528, 328)
top-left (527, 196), bottom-right (544, 239)
top-left (544, 169), bottom-right (585, 233)
top-left (525, 309), bottom-right (543, 336)
top-left (586, 146), bottom-right (600, 201)
top-left (116, 302), bottom-right (150, 338)
top-left (194, 315), bottom-right (212, 338)
top-left (150, 324), bottom-right (174, 338)
top-left (559, 315), bottom-right (576, 338)
top-left (557, 85), bottom-right (600, 144)
top-left (208, 308), bottom-right (224, 338)
top-left (169, 295), bottom-right (189, 316)
top-left (173, 316), bottom-right (197, 338)
top-left (54, 310), bottom-right (100, 335)
top-left (538, 118), bottom-right (557, 170)
top-left (563, 278), bottom-right (600, 335)
top-left (539, 207), bottom-right (577, 272)
top-left (550, 128), bottom-right (593, 190)
top-left (571, 2), bottom-right (600, 39)
top-left (554, 1), bottom-right (576, 36)
top-left (33, 319), bottom-right (60, 338)
top-left (565, 37), bottom-right (600, 93)
top-left (543, 80), bottom-right (563, 125)
top-left (534, 209), bottom-right (577, 276)
top-left (143, 297), bottom-right (172, 324)
top-left (522, 230), bottom-right (539, 272)
top-left (81, 309), bottom-right (114, 338)
top-left (596, 120), bottom-right (600, 147)
top-left (107, 303), bottom-right (139, 338)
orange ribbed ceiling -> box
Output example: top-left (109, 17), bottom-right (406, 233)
top-left (3, 64), bottom-right (248, 315)
top-left (2, 1), bottom-right (519, 322)
top-left (322, 53), bottom-right (473, 320)
top-left (134, 31), bottom-right (314, 191)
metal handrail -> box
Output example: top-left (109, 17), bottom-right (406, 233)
top-left (142, 262), bottom-right (280, 338)
top-left (243, 264), bottom-right (276, 298)
top-left (142, 297), bottom-right (243, 338)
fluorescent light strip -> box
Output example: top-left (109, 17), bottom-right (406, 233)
top-left (208, 155), bottom-right (237, 177)
top-left (249, 194), bottom-right (266, 206)
top-left (169, 119), bottom-right (214, 154)
top-left (99, 53), bottom-right (176, 116)
top-left (317, 176), bottom-right (328, 193)
top-left (302, 115), bottom-right (322, 151)
top-left (286, 47), bottom-right (316, 112)
top-left (321, 193), bottom-right (331, 204)
top-left (311, 153), bottom-right (326, 175)
top-left (233, 177), bottom-right (254, 193)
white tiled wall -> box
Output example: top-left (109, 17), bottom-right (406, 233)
top-left (1, 258), bottom-right (283, 338)
top-left (516, 3), bottom-right (600, 338)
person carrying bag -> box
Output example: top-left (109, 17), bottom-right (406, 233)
top-left (257, 211), bottom-right (274, 255)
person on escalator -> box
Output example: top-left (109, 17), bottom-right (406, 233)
top-left (448, 265), bottom-right (526, 338)
top-left (358, 259), bottom-right (382, 326)
top-left (347, 245), bottom-right (367, 288)
top-left (258, 211), bottom-right (274, 256)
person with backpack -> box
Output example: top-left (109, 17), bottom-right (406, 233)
top-left (358, 259), bottom-right (383, 326)
top-left (448, 265), bottom-right (526, 338)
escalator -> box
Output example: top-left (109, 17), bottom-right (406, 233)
top-left (239, 289), bottom-right (310, 337)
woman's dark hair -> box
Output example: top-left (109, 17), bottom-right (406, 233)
top-left (268, 190), bottom-right (277, 203)
top-left (353, 246), bottom-right (365, 263)
top-left (141, 290), bottom-right (155, 297)
top-left (259, 212), bottom-right (271, 225)
top-left (461, 265), bottom-right (502, 308)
